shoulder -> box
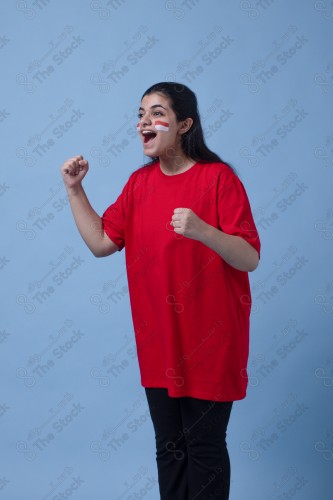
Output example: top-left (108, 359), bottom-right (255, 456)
top-left (201, 162), bottom-right (251, 202)
top-left (198, 161), bottom-right (238, 184)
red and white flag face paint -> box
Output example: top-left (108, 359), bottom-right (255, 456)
top-left (136, 120), bottom-right (170, 132)
top-left (154, 120), bottom-right (169, 132)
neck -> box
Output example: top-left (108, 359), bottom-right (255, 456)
top-left (159, 150), bottom-right (195, 176)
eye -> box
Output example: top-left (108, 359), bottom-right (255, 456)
top-left (153, 111), bottom-right (163, 116)
top-left (137, 112), bottom-right (143, 119)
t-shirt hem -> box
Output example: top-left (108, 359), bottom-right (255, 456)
top-left (141, 379), bottom-right (246, 402)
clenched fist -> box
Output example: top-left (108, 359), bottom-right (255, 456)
top-left (171, 207), bottom-right (209, 241)
top-left (60, 155), bottom-right (89, 190)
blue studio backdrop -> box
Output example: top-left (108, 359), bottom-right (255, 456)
top-left (1, 1), bottom-right (332, 499)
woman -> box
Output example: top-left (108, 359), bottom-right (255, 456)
top-left (61, 82), bottom-right (261, 499)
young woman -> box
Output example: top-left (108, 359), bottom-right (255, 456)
top-left (61, 82), bottom-right (261, 500)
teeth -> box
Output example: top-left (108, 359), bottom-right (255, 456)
top-left (142, 130), bottom-right (155, 135)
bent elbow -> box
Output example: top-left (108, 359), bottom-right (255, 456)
top-left (91, 247), bottom-right (107, 258)
top-left (91, 242), bottom-right (119, 258)
top-left (248, 254), bottom-right (260, 272)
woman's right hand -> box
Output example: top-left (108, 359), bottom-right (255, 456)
top-left (61, 155), bottom-right (89, 190)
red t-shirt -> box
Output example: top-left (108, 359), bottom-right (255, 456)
top-left (101, 161), bottom-right (260, 401)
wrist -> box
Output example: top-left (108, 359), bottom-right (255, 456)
top-left (198, 221), bottom-right (217, 244)
top-left (66, 183), bottom-right (84, 198)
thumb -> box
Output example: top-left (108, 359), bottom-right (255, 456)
top-left (174, 207), bottom-right (187, 213)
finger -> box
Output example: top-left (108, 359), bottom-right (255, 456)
top-left (173, 226), bottom-right (184, 235)
top-left (171, 215), bottom-right (180, 224)
top-left (66, 155), bottom-right (84, 166)
top-left (172, 217), bottom-right (182, 226)
top-left (63, 156), bottom-right (78, 174)
top-left (63, 163), bottom-right (77, 175)
top-left (66, 155), bottom-right (83, 164)
top-left (63, 164), bottom-right (74, 174)
top-left (64, 161), bottom-right (84, 175)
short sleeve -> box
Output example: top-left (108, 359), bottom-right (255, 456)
top-left (101, 180), bottom-right (129, 252)
top-left (217, 172), bottom-right (261, 258)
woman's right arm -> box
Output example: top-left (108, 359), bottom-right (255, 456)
top-left (60, 155), bottom-right (119, 257)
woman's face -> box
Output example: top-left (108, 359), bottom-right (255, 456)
top-left (137, 92), bottom-right (185, 158)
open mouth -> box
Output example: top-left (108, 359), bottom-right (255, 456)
top-left (142, 130), bottom-right (157, 145)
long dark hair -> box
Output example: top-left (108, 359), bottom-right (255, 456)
top-left (141, 81), bottom-right (236, 173)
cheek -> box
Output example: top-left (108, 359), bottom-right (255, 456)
top-left (154, 119), bottom-right (170, 132)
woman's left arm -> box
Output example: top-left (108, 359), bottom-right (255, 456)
top-left (171, 207), bottom-right (259, 272)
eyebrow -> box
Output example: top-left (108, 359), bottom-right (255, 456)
top-left (139, 104), bottom-right (167, 111)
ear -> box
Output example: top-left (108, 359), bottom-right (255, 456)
top-left (178, 117), bottom-right (193, 135)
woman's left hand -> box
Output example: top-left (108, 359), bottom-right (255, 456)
top-left (171, 208), bottom-right (208, 241)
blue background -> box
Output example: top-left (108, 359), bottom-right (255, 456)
top-left (1, 1), bottom-right (332, 498)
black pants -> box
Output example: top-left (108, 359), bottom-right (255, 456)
top-left (145, 388), bottom-right (233, 500)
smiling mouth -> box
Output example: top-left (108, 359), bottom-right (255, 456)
top-left (142, 131), bottom-right (157, 145)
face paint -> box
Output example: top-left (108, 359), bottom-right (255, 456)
top-left (136, 122), bottom-right (140, 132)
top-left (154, 120), bottom-right (169, 132)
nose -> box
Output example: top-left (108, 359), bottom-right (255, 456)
top-left (141, 113), bottom-right (152, 127)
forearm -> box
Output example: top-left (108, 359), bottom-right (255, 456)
top-left (66, 185), bottom-right (109, 257)
top-left (198, 223), bottom-right (259, 272)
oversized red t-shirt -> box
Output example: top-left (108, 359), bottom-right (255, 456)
top-left (101, 161), bottom-right (260, 401)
